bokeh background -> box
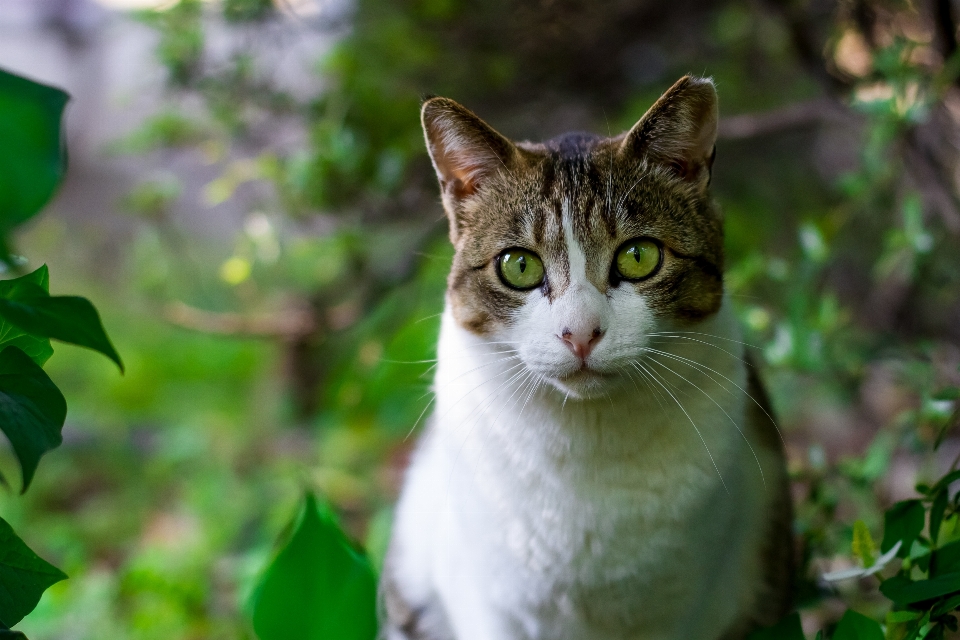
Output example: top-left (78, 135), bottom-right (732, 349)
top-left (2, 0), bottom-right (960, 637)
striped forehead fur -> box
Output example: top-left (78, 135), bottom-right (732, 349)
top-left (422, 76), bottom-right (725, 336)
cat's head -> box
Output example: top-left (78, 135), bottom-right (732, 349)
top-left (422, 76), bottom-right (724, 400)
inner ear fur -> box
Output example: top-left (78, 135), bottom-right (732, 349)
top-left (619, 75), bottom-right (718, 184)
top-left (421, 97), bottom-right (519, 203)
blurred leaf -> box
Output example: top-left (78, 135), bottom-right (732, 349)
top-left (0, 282), bottom-right (123, 371)
top-left (0, 515), bottom-right (67, 628)
top-left (933, 387), bottom-right (960, 401)
top-left (932, 489), bottom-right (949, 544)
top-left (0, 267), bottom-right (52, 366)
top-left (249, 493), bottom-right (377, 640)
top-left (0, 630), bottom-right (27, 639)
top-left (882, 500), bottom-right (925, 556)
top-left (852, 520), bottom-right (876, 567)
top-left (0, 68), bottom-right (68, 244)
top-left (932, 540), bottom-right (960, 577)
top-left (832, 610), bottom-right (883, 640)
top-left (745, 612), bottom-right (805, 640)
top-left (0, 346), bottom-right (66, 491)
top-left (880, 572), bottom-right (960, 606)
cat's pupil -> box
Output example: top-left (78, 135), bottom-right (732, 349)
top-left (630, 247), bottom-right (640, 262)
top-left (518, 256), bottom-right (526, 273)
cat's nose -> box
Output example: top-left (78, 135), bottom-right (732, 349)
top-left (560, 326), bottom-right (604, 361)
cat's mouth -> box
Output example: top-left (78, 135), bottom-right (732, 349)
top-left (551, 366), bottom-right (614, 398)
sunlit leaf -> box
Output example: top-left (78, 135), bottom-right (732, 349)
top-left (832, 610), bottom-right (884, 640)
top-left (882, 500), bottom-right (924, 557)
top-left (249, 493), bottom-right (377, 640)
top-left (0, 282), bottom-right (123, 372)
top-left (745, 612), bottom-right (805, 640)
top-left (0, 346), bottom-right (66, 491)
top-left (0, 267), bottom-right (52, 367)
top-left (0, 69), bottom-right (68, 240)
top-left (0, 515), bottom-right (67, 628)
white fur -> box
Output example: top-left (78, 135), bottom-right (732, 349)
top-left (388, 222), bottom-right (779, 640)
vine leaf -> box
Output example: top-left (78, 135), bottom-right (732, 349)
top-left (249, 493), bottom-right (377, 640)
top-left (0, 69), bottom-right (68, 246)
top-left (0, 280), bottom-right (122, 372)
top-left (0, 267), bottom-right (52, 367)
top-left (881, 499), bottom-right (925, 557)
top-left (0, 346), bottom-right (66, 492)
top-left (0, 515), bottom-right (66, 629)
top-left (832, 610), bottom-right (884, 639)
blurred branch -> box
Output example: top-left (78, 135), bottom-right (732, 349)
top-left (164, 300), bottom-right (317, 339)
top-left (718, 98), bottom-right (849, 139)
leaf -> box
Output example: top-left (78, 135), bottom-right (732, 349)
top-left (0, 515), bottom-right (66, 628)
top-left (0, 346), bottom-right (66, 492)
top-left (932, 489), bottom-right (949, 544)
top-left (933, 540), bottom-right (960, 577)
top-left (852, 520), bottom-right (876, 566)
top-left (880, 571), bottom-right (960, 605)
top-left (831, 610), bottom-right (884, 640)
top-left (0, 267), bottom-right (52, 366)
top-left (934, 387), bottom-right (960, 401)
top-left (882, 500), bottom-right (925, 557)
top-left (0, 282), bottom-right (123, 371)
top-left (745, 612), bottom-right (805, 640)
top-left (0, 69), bottom-right (68, 237)
top-left (0, 630), bottom-right (27, 639)
top-left (249, 493), bottom-right (377, 640)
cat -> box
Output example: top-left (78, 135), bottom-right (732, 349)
top-left (380, 76), bottom-right (793, 640)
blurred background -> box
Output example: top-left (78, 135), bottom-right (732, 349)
top-left (1, 0), bottom-right (960, 637)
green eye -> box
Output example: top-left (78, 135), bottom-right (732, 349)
top-left (615, 238), bottom-right (662, 280)
top-left (497, 249), bottom-right (545, 290)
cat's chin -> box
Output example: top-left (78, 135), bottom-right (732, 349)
top-left (547, 368), bottom-right (619, 400)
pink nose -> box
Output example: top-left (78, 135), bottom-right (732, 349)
top-left (560, 326), bottom-right (604, 361)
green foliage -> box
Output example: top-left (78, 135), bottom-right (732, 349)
top-left (0, 346), bottom-right (66, 491)
top-left (832, 610), bottom-right (884, 640)
top-left (0, 70), bottom-right (67, 257)
top-left (249, 493), bottom-right (377, 640)
top-left (0, 517), bottom-right (66, 628)
top-left (0, 68), bottom-right (120, 637)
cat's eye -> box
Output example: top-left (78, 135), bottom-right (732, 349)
top-left (497, 248), bottom-right (545, 290)
top-left (614, 238), bottom-right (662, 281)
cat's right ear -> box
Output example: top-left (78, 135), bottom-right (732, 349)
top-left (421, 97), bottom-right (518, 214)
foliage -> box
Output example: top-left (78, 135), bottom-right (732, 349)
top-left (6, 0), bottom-right (960, 638)
top-left (249, 493), bottom-right (376, 640)
top-left (0, 68), bottom-right (120, 637)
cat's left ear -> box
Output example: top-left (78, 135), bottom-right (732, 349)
top-left (619, 75), bottom-right (718, 186)
top-left (421, 97), bottom-right (520, 203)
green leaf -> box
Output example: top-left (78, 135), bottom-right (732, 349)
top-left (882, 500), bottom-right (925, 556)
top-left (0, 630), bottom-right (27, 639)
top-left (0, 515), bottom-right (66, 628)
top-left (934, 387), bottom-right (960, 401)
top-left (249, 493), bottom-right (377, 640)
top-left (0, 69), bottom-right (68, 238)
top-left (0, 267), bottom-right (52, 366)
top-left (745, 612), bottom-right (805, 640)
top-left (932, 489), bottom-right (949, 544)
top-left (0, 282), bottom-right (123, 371)
top-left (880, 572), bottom-right (960, 605)
top-left (0, 346), bottom-right (66, 491)
top-left (831, 610), bottom-right (884, 640)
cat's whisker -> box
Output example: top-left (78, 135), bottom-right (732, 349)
top-left (640, 346), bottom-right (785, 447)
top-left (431, 353), bottom-right (522, 393)
top-left (647, 330), bottom-right (761, 350)
top-left (647, 336), bottom-right (749, 365)
top-left (633, 356), bottom-right (729, 494)
top-left (643, 355), bottom-right (765, 487)
top-left (430, 360), bottom-right (527, 430)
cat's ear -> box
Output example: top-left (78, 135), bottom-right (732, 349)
top-left (619, 76), bottom-right (718, 185)
top-left (421, 97), bottom-right (519, 202)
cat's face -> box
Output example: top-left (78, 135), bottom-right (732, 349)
top-left (423, 77), bottom-right (724, 399)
